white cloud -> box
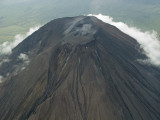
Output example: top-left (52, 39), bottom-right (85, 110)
top-left (0, 25), bottom-right (41, 55)
top-left (18, 53), bottom-right (29, 65)
top-left (0, 26), bottom-right (40, 83)
top-left (0, 75), bottom-right (3, 83)
top-left (88, 14), bottom-right (160, 66)
top-left (0, 58), bottom-right (10, 66)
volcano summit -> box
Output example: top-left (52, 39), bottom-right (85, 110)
top-left (0, 16), bottom-right (160, 120)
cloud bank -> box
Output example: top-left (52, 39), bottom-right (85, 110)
top-left (89, 14), bottom-right (160, 66)
top-left (0, 26), bottom-right (40, 83)
top-left (0, 25), bottom-right (40, 55)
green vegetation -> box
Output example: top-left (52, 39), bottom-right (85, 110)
top-left (0, 0), bottom-right (160, 44)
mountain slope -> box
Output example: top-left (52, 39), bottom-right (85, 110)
top-left (0, 16), bottom-right (160, 120)
top-left (1, 0), bottom-right (160, 43)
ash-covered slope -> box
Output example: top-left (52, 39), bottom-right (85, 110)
top-left (0, 16), bottom-right (160, 120)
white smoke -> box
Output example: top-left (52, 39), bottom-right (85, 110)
top-left (0, 25), bottom-right (41, 55)
top-left (88, 14), bottom-right (160, 66)
top-left (74, 24), bottom-right (96, 36)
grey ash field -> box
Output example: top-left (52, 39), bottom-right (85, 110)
top-left (0, 16), bottom-right (160, 120)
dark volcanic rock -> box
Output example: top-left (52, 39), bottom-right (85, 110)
top-left (0, 16), bottom-right (160, 120)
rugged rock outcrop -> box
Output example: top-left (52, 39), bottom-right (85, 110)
top-left (0, 16), bottom-right (160, 120)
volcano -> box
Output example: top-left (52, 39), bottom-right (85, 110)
top-left (0, 16), bottom-right (160, 120)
